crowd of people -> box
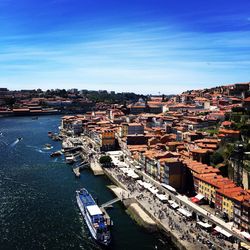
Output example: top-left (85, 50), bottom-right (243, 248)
top-left (108, 164), bottom-right (239, 250)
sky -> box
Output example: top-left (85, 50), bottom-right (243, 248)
top-left (0, 0), bottom-right (250, 94)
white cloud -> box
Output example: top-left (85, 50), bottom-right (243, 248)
top-left (0, 22), bottom-right (250, 93)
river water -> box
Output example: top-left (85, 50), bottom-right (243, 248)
top-left (0, 116), bottom-right (175, 250)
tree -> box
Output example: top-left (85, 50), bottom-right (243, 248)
top-left (99, 155), bottom-right (112, 167)
top-left (231, 106), bottom-right (245, 114)
top-left (210, 151), bottom-right (224, 166)
top-left (4, 97), bottom-right (16, 107)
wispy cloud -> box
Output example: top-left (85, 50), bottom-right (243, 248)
top-left (0, 0), bottom-right (250, 93)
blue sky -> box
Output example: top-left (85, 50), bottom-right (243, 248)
top-left (0, 0), bottom-right (250, 94)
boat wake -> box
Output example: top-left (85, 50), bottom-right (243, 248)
top-left (35, 149), bottom-right (49, 154)
top-left (10, 139), bottom-right (19, 147)
top-left (26, 145), bottom-right (52, 154)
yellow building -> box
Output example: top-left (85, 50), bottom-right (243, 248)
top-left (222, 197), bottom-right (234, 219)
top-left (196, 174), bottom-right (236, 209)
top-left (215, 187), bottom-right (242, 220)
top-left (198, 180), bottom-right (216, 203)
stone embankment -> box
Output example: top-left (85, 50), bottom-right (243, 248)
top-left (90, 160), bottom-right (104, 175)
top-left (108, 185), bottom-right (157, 232)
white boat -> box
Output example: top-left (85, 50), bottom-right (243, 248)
top-left (65, 155), bottom-right (76, 164)
top-left (76, 188), bottom-right (111, 245)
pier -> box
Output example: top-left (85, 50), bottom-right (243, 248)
top-left (90, 160), bottom-right (104, 175)
top-left (101, 197), bottom-right (121, 208)
top-left (72, 167), bottom-right (80, 177)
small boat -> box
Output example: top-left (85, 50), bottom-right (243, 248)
top-left (76, 188), bottom-right (111, 246)
top-left (65, 155), bottom-right (76, 164)
top-left (44, 143), bottom-right (52, 150)
top-left (48, 131), bottom-right (53, 137)
top-left (17, 137), bottom-right (23, 141)
top-left (50, 150), bottom-right (63, 157)
top-left (52, 134), bottom-right (62, 141)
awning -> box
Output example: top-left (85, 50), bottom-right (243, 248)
top-left (136, 180), bottom-right (153, 189)
top-left (241, 231), bottom-right (250, 241)
top-left (168, 200), bottom-right (179, 209)
top-left (127, 169), bottom-right (139, 179)
top-left (148, 186), bottom-right (159, 195)
top-left (137, 180), bottom-right (144, 186)
top-left (240, 242), bottom-right (250, 250)
top-left (197, 221), bottom-right (212, 228)
top-left (177, 208), bottom-right (192, 217)
top-left (195, 193), bottom-right (204, 200)
top-left (120, 167), bottom-right (129, 173)
top-left (134, 165), bottom-right (141, 169)
top-left (156, 193), bottom-right (168, 202)
top-left (128, 173), bottom-right (139, 179)
top-left (190, 197), bottom-right (199, 203)
top-left (214, 226), bottom-right (232, 238)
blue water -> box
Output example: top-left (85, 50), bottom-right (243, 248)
top-left (0, 116), bottom-right (175, 250)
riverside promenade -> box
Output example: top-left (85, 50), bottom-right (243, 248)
top-left (104, 165), bottom-right (239, 250)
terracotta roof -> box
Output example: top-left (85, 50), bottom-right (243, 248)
top-left (219, 129), bottom-right (240, 134)
top-left (191, 148), bottom-right (211, 154)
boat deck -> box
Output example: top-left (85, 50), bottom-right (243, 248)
top-left (79, 190), bottom-right (96, 207)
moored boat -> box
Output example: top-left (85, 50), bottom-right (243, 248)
top-left (44, 143), bottom-right (52, 150)
top-left (76, 188), bottom-right (111, 246)
top-left (65, 155), bottom-right (76, 164)
top-left (50, 150), bottom-right (63, 157)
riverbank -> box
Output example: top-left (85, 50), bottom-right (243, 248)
top-left (103, 168), bottom-right (193, 250)
top-left (0, 115), bottom-right (171, 250)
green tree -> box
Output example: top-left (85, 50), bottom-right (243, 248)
top-left (4, 97), bottom-right (16, 107)
top-left (210, 151), bottom-right (224, 166)
top-left (99, 155), bottom-right (112, 167)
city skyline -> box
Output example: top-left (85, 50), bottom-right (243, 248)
top-left (0, 0), bottom-right (250, 94)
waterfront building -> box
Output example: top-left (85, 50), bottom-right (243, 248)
top-left (233, 191), bottom-right (250, 232)
top-left (196, 174), bottom-right (235, 207)
top-left (159, 158), bottom-right (185, 191)
top-left (215, 187), bottom-right (242, 220)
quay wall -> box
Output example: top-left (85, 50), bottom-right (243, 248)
top-left (103, 168), bottom-right (127, 191)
